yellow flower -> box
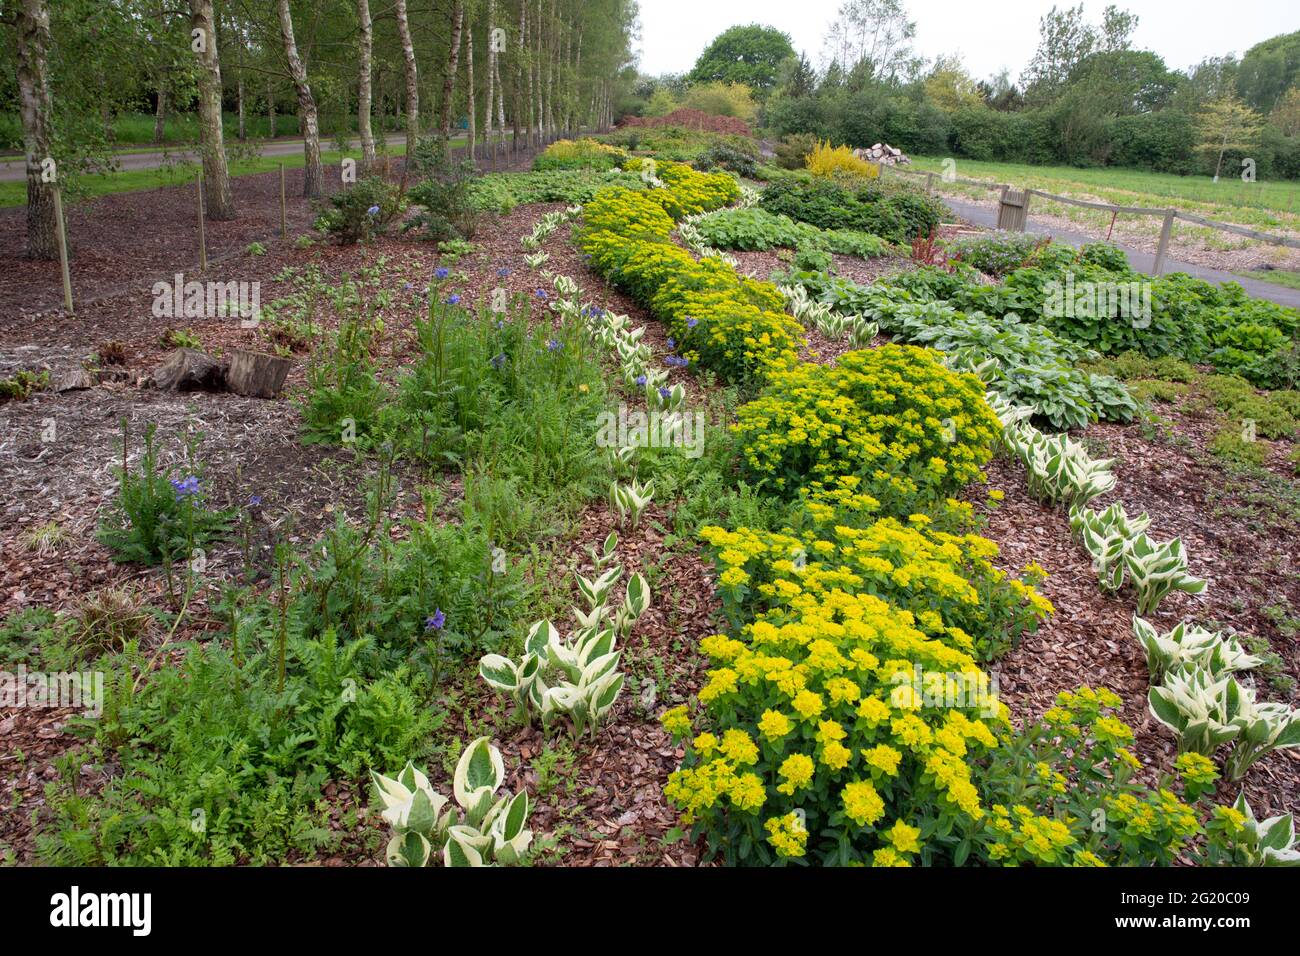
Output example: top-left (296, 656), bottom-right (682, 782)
top-left (792, 690), bottom-right (825, 721)
top-left (721, 729), bottom-right (759, 766)
top-left (842, 779), bottom-right (885, 826)
top-left (872, 847), bottom-right (911, 867)
top-left (757, 709), bottom-right (793, 742)
top-left (777, 753), bottom-right (815, 795)
top-left (861, 744), bottom-right (902, 777)
top-left (692, 732), bottom-right (719, 757)
top-left (885, 819), bottom-right (921, 854)
top-left (659, 705), bottom-right (691, 738)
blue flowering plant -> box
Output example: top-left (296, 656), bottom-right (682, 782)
top-left (315, 176), bottom-right (406, 245)
top-left (97, 420), bottom-right (233, 568)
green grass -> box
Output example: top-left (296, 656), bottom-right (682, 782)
top-left (0, 110), bottom-right (415, 151)
top-left (0, 144), bottom-right (422, 208)
top-left (907, 155), bottom-right (1300, 220)
top-left (1234, 268), bottom-right (1300, 291)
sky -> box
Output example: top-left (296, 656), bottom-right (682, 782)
top-left (634, 0), bottom-right (1300, 83)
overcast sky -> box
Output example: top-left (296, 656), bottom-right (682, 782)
top-left (635, 0), bottom-right (1300, 82)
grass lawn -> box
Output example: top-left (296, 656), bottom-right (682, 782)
top-left (0, 142), bottom-right (438, 209)
top-left (1234, 268), bottom-right (1300, 290)
top-left (906, 155), bottom-right (1300, 226)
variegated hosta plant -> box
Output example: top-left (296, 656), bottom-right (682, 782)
top-left (1007, 423), bottom-right (1116, 507)
top-left (1072, 503), bottom-right (1152, 593)
top-left (1225, 689), bottom-right (1300, 782)
top-left (1123, 533), bottom-right (1206, 615)
top-left (1208, 793), bottom-right (1300, 866)
top-left (480, 570), bottom-right (651, 740)
top-left (611, 478), bottom-right (655, 528)
top-left (1148, 666), bottom-right (1242, 756)
top-left (1132, 616), bottom-right (1263, 682)
top-left (371, 738), bottom-right (533, 867)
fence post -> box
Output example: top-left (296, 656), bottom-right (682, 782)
top-left (196, 170), bottom-right (208, 272)
top-left (1153, 210), bottom-right (1175, 276)
top-left (926, 171), bottom-right (935, 194)
top-left (52, 185), bottom-right (73, 315)
top-left (279, 163), bottom-right (287, 239)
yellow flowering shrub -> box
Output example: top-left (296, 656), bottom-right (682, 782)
top-left (579, 166), bottom-right (804, 383)
top-left (534, 137), bottom-right (627, 171)
top-left (805, 140), bottom-right (881, 179)
top-left (663, 580), bottom-right (1007, 865)
top-left (733, 345), bottom-right (1000, 507)
top-left (700, 485), bottom-right (1052, 661)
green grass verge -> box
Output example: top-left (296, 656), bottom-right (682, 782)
top-left (0, 144), bottom-right (430, 209)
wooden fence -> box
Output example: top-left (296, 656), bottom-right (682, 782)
top-left (877, 162), bottom-right (1300, 275)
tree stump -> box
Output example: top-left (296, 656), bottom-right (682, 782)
top-left (150, 348), bottom-right (224, 391)
top-left (224, 348), bottom-right (292, 398)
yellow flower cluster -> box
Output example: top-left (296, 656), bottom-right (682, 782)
top-left (700, 489), bottom-right (1052, 660)
top-left (534, 137), bottom-right (627, 171)
top-left (733, 345), bottom-right (1000, 504)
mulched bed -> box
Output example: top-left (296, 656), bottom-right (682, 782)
top-left (5, 166), bottom-right (1300, 867)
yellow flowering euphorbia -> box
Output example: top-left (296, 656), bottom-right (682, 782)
top-left (663, 581), bottom-right (1008, 865)
top-left (733, 344), bottom-right (1000, 505)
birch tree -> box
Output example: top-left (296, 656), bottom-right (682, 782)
top-left (357, 0), bottom-right (376, 172)
top-left (394, 0), bottom-right (418, 159)
top-left (8, 0), bottom-right (58, 259)
top-left (275, 0), bottom-right (322, 197)
top-left (187, 0), bottom-right (235, 220)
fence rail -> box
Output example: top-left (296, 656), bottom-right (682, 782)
top-left (877, 162), bottom-right (1300, 272)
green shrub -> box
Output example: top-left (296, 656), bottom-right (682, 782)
top-left (760, 177), bottom-right (944, 243)
top-left (532, 137), bottom-right (626, 171)
top-left (96, 422), bottom-right (233, 567)
top-left (733, 344), bottom-right (999, 506)
top-left (405, 158), bottom-right (480, 240)
top-left (314, 177), bottom-right (405, 245)
top-left (773, 132), bottom-right (818, 170)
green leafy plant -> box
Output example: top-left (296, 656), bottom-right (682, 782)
top-left (96, 421), bottom-right (232, 567)
top-left (371, 738), bottom-right (533, 867)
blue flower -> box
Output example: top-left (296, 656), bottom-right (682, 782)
top-left (446, 294), bottom-right (461, 306)
top-left (170, 475), bottom-right (200, 499)
top-left (535, 289), bottom-right (548, 299)
top-left (491, 353), bottom-right (507, 369)
top-left (664, 355), bottom-right (690, 368)
top-left (403, 282), bottom-right (413, 291)
top-left (498, 267), bottom-right (511, 278)
top-left (635, 374), bottom-right (647, 386)
top-left (658, 386), bottom-right (671, 400)
top-left (247, 494), bottom-right (262, 507)
top-left (686, 317), bottom-right (698, 329)
top-left (547, 339), bottom-right (563, 352)
top-left (424, 609), bottom-right (446, 631)
top-left (367, 205), bottom-right (380, 217)
top-left (666, 338), bottom-right (675, 350)
top-left (435, 267), bottom-right (450, 280)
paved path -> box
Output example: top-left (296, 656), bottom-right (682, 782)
top-left (941, 195), bottom-right (1300, 309)
top-left (0, 133), bottom-right (459, 182)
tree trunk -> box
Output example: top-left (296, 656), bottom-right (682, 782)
top-left (188, 0), bottom-right (235, 219)
top-left (357, 0), bottom-right (376, 173)
top-left (15, 0), bottom-right (58, 260)
top-left (440, 0), bottom-right (465, 152)
top-left (275, 0), bottom-right (322, 197)
top-left (466, 22), bottom-right (476, 162)
top-left (393, 0), bottom-right (418, 161)
top-left (267, 79), bottom-right (276, 137)
top-left (484, 0), bottom-right (495, 138)
top-left (153, 83), bottom-right (168, 144)
top-left (520, 0), bottom-right (531, 148)
top-left (237, 76), bottom-right (246, 140)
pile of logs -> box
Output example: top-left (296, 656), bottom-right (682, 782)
top-left (853, 143), bottom-right (910, 166)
